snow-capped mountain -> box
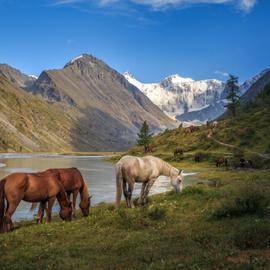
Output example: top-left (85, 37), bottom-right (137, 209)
top-left (124, 72), bottom-right (226, 122)
top-left (239, 68), bottom-right (270, 95)
top-left (124, 68), bottom-right (270, 123)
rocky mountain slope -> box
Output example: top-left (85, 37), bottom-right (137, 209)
top-left (0, 64), bottom-right (36, 88)
top-left (241, 68), bottom-right (270, 103)
top-left (0, 54), bottom-right (176, 151)
top-left (0, 75), bottom-right (78, 152)
top-left (29, 55), bottom-right (176, 149)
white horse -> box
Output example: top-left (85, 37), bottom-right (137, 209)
top-left (115, 155), bottom-right (184, 208)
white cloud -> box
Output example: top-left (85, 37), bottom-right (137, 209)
top-left (52, 0), bottom-right (257, 12)
top-left (131, 0), bottom-right (257, 11)
top-left (215, 70), bottom-right (229, 77)
top-left (239, 0), bottom-right (257, 11)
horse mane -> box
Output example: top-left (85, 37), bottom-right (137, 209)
top-left (81, 180), bottom-right (90, 201)
top-left (161, 159), bottom-right (178, 177)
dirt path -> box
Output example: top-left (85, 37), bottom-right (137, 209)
top-left (207, 132), bottom-right (269, 159)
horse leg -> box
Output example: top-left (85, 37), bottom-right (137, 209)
top-left (37, 201), bottom-right (46, 224)
top-left (138, 182), bottom-right (147, 206)
top-left (45, 197), bottom-right (56, 223)
top-left (127, 181), bottom-right (135, 209)
top-left (142, 178), bottom-right (156, 204)
top-left (123, 180), bottom-right (130, 208)
top-left (72, 190), bottom-right (79, 217)
top-left (3, 200), bottom-right (19, 232)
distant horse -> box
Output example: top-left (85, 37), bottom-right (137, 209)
top-left (194, 153), bottom-right (201, 162)
top-left (145, 145), bottom-right (155, 153)
top-left (0, 172), bottom-right (72, 233)
top-left (188, 126), bottom-right (199, 133)
top-left (31, 168), bottom-right (92, 223)
top-left (216, 158), bottom-right (228, 168)
top-left (174, 148), bottom-right (183, 156)
top-left (240, 158), bottom-right (253, 169)
top-left (212, 121), bottom-right (218, 128)
top-left (115, 155), bottom-right (184, 208)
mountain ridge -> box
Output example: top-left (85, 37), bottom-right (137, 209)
top-left (0, 54), bottom-right (176, 151)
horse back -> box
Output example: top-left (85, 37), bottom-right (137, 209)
top-left (46, 168), bottom-right (84, 191)
top-left (4, 173), bottom-right (29, 193)
top-left (118, 155), bottom-right (159, 182)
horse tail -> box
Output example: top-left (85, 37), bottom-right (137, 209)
top-left (30, 202), bottom-right (38, 212)
top-left (115, 163), bottom-right (123, 208)
top-left (0, 179), bottom-right (6, 232)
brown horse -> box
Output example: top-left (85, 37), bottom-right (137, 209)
top-left (216, 158), bottom-right (228, 168)
top-left (194, 153), bottom-right (201, 162)
top-left (174, 148), bottom-right (183, 156)
top-left (0, 172), bottom-right (72, 233)
top-left (32, 168), bottom-right (91, 222)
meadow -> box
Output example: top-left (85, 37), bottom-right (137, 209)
top-left (0, 160), bottom-right (269, 270)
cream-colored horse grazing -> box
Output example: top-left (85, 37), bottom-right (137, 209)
top-left (115, 155), bottom-right (184, 208)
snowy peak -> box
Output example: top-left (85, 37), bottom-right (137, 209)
top-left (162, 74), bottom-right (194, 86)
top-left (240, 68), bottom-right (270, 95)
top-left (0, 63), bottom-right (36, 88)
top-left (123, 71), bottom-right (135, 79)
top-left (124, 72), bottom-right (226, 122)
top-left (28, 75), bottom-right (38, 80)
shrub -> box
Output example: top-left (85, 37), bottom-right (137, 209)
top-left (234, 223), bottom-right (270, 249)
top-left (212, 185), bottom-right (270, 219)
top-left (193, 151), bottom-right (214, 162)
top-left (147, 207), bottom-right (166, 220)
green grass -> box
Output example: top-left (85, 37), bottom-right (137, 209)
top-left (0, 166), bottom-right (270, 270)
top-left (126, 84), bottom-right (270, 170)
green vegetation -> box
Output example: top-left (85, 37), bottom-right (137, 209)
top-left (137, 120), bottom-right (153, 153)
top-left (129, 83), bottom-right (270, 169)
top-left (0, 76), bottom-right (76, 152)
top-left (1, 79), bottom-right (270, 269)
top-left (225, 74), bottom-right (240, 117)
top-left (0, 167), bottom-right (269, 269)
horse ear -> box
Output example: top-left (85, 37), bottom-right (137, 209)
top-left (178, 169), bottom-right (183, 175)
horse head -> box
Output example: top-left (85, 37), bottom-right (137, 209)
top-left (170, 169), bottom-right (184, 193)
top-left (59, 202), bottom-right (72, 221)
top-left (79, 195), bottom-right (92, 217)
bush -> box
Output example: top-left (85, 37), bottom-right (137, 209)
top-left (193, 151), bottom-right (213, 162)
top-left (147, 207), bottom-right (166, 220)
top-left (212, 185), bottom-right (270, 219)
top-left (234, 223), bottom-right (270, 249)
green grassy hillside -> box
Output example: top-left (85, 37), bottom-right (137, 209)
top-left (0, 76), bottom-right (79, 152)
top-left (129, 83), bottom-right (270, 168)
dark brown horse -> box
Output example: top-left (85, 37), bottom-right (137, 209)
top-left (174, 148), bottom-right (183, 156)
top-left (216, 158), bottom-right (228, 168)
top-left (194, 153), bottom-right (201, 162)
top-left (32, 168), bottom-right (91, 222)
top-left (0, 172), bottom-right (72, 233)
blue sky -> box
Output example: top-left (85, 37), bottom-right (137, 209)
top-left (0, 0), bottom-right (269, 82)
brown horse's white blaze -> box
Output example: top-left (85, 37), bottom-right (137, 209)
top-left (0, 173), bottom-right (72, 233)
top-left (115, 155), bottom-right (184, 208)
